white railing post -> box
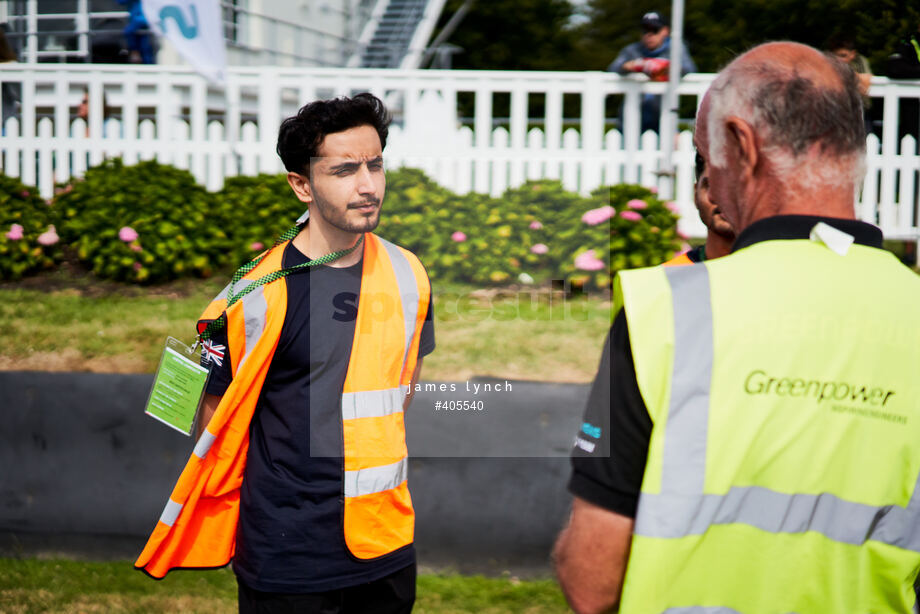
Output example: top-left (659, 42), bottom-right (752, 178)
top-left (19, 74), bottom-right (36, 187)
top-left (155, 76), bottom-right (176, 164)
top-left (257, 74), bottom-right (280, 174)
top-left (509, 86), bottom-right (527, 189)
top-left (190, 80), bottom-right (208, 185)
top-left (544, 88), bottom-right (563, 182)
top-left (622, 79), bottom-right (641, 184)
top-left (879, 85), bottom-right (900, 231)
top-left (581, 73), bottom-right (604, 195)
top-left (53, 78), bottom-right (69, 191)
top-left (473, 86), bottom-right (492, 194)
top-left (226, 79), bottom-right (242, 178)
top-left (122, 76), bottom-right (139, 164)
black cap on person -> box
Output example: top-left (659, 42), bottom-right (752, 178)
top-left (640, 11), bottom-right (668, 31)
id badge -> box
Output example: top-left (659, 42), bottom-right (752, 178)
top-left (144, 336), bottom-right (211, 436)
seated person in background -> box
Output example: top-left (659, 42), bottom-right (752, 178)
top-left (607, 11), bottom-right (697, 134)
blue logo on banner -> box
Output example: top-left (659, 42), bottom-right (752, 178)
top-left (159, 5), bottom-right (200, 39)
top-left (581, 422), bottom-right (601, 439)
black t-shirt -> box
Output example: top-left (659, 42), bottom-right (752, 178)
top-left (569, 215), bottom-right (885, 517)
top-left (569, 316), bottom-right (651, 518)
top-left (202, 240), bottom-right (435, 592)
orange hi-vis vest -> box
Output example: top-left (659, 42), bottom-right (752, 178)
top-left (135, 232), bottom-right (431, 578)
top-left (662, 251), bottom-right (694, 267)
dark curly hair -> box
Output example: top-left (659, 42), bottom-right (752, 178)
top-left (276, 93), bottom-right (390, 175)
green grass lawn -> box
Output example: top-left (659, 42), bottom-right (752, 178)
top-left (0, 273), bottom-right (611, 382)
top-left (0, 559), bottom-right (569, 614)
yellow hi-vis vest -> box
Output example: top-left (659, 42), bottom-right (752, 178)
top-left (135, 232), bottom-right (430, 578)
top-left (616, 238), bottom-right (920, 613)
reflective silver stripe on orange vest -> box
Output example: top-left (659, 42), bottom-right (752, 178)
top-left (634, 264), bottom-right (920, 553)
top-left (377, 237), bottom-right (420, 368)
top-left (215, 281), bottom-right (233, 302)
top-left (237, 285), bottom-right (267, 371)
top-left (344, 457), bottom-right (408, 498)
top-left (159, 498), bottom-right (183, 527)
top-left (215, 277), bottom-right (254, 303)
top-left (342, 386), bottom-right (409, 420)
top-left (193, 429), bottom-right (216, 459)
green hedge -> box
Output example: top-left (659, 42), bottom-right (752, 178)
top-left (378, 170), bottom-right (680, 288)
top-left (0, 175), bottom-right (59, 280)
top-left (2, 161), bottom-right (682, 287)
top-left (215, 173), bottom-right (304, 265)
top-left (53, 159), bottom-right (232, 282)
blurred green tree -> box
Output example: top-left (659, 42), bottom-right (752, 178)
top-left (576, 0), bottom-right (920, 75)
top-left (430, 0), bottom-right (581, 70)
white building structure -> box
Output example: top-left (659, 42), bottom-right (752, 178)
top-left (0, 0), bottom-right (445, 69)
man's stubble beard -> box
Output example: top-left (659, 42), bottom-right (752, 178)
top-left (310, 192), bottom-right (382, 234)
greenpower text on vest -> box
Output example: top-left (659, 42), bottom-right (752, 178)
top-left (744, 369), bottom-right (896, 406)
top-left (744, 370), bottom-right (905, 425)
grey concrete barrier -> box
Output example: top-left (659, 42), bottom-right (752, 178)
top-left (0, 372), bottom-right (590, 574)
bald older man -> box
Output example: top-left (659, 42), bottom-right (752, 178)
top-left (554, 42), bottom-right (920, 613)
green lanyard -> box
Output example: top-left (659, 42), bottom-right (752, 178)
top-left (195, 223), bottom-right (363, 349)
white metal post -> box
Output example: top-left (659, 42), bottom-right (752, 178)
top-left (662, 0), bottom-right (686, 198)
top-left (76, 0), bottom-right (89, 58)
top-left (25, 0), bottom-right (39, 64)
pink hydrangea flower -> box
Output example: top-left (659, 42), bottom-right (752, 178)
top-left (666, 201), bottom-right (680, 214)
top-left (37, 225), bottom-right (59, 246)
top-left (130, 243), bottom-right (143, 252)
top-left (133, 262), bottom-right (143, 272)
top-left (648, 186), bottom-right (659, 194)
top-left (627, 199), bottom-right (648, 210)
top-left (250, 241), bottom-right (264, 251)
top-left (620, 210), bottom-right (642, 221)
top-left (530, 243), bottom-right (548, 255)
top-left (5, 224), bottom-right (23, 241)
top-left (20, 190), bottom-right (29, 198)
top-left (119, 226), bottom-right (138, 242)
top-left (574, 249), bottom-right (606, 271)
top-left (529, 220), bottom-right (543, 230)
top-left (581, 205), bottom-right (616, 226)
top-left (451, 231), bottom-right (467, 242)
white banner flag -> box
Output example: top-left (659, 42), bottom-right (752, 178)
top-left (141, 0), bottom-right (227, 85)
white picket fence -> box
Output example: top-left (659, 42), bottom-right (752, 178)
top-left (2, 63), bottom-right (920, 240)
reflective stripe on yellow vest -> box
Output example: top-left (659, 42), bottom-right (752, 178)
top-left (135, 233), bottom-right (430, 577)
top-left (615, 239), bottom-right (920, 612)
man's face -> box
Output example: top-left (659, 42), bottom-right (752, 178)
top-left (641, 26), bottom-right (669, 51)
top-left (306, 124), bottom-right (385, 234)
top-left (695, 97), bottom-right (738, 234)
top-left (694, 152), bottom-right (734, 239)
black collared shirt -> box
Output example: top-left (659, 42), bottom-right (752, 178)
top-left (569, 215), bottom-right (885, 517)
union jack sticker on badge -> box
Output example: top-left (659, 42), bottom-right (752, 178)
top-left (201, 339), bottom-right (226, 367)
